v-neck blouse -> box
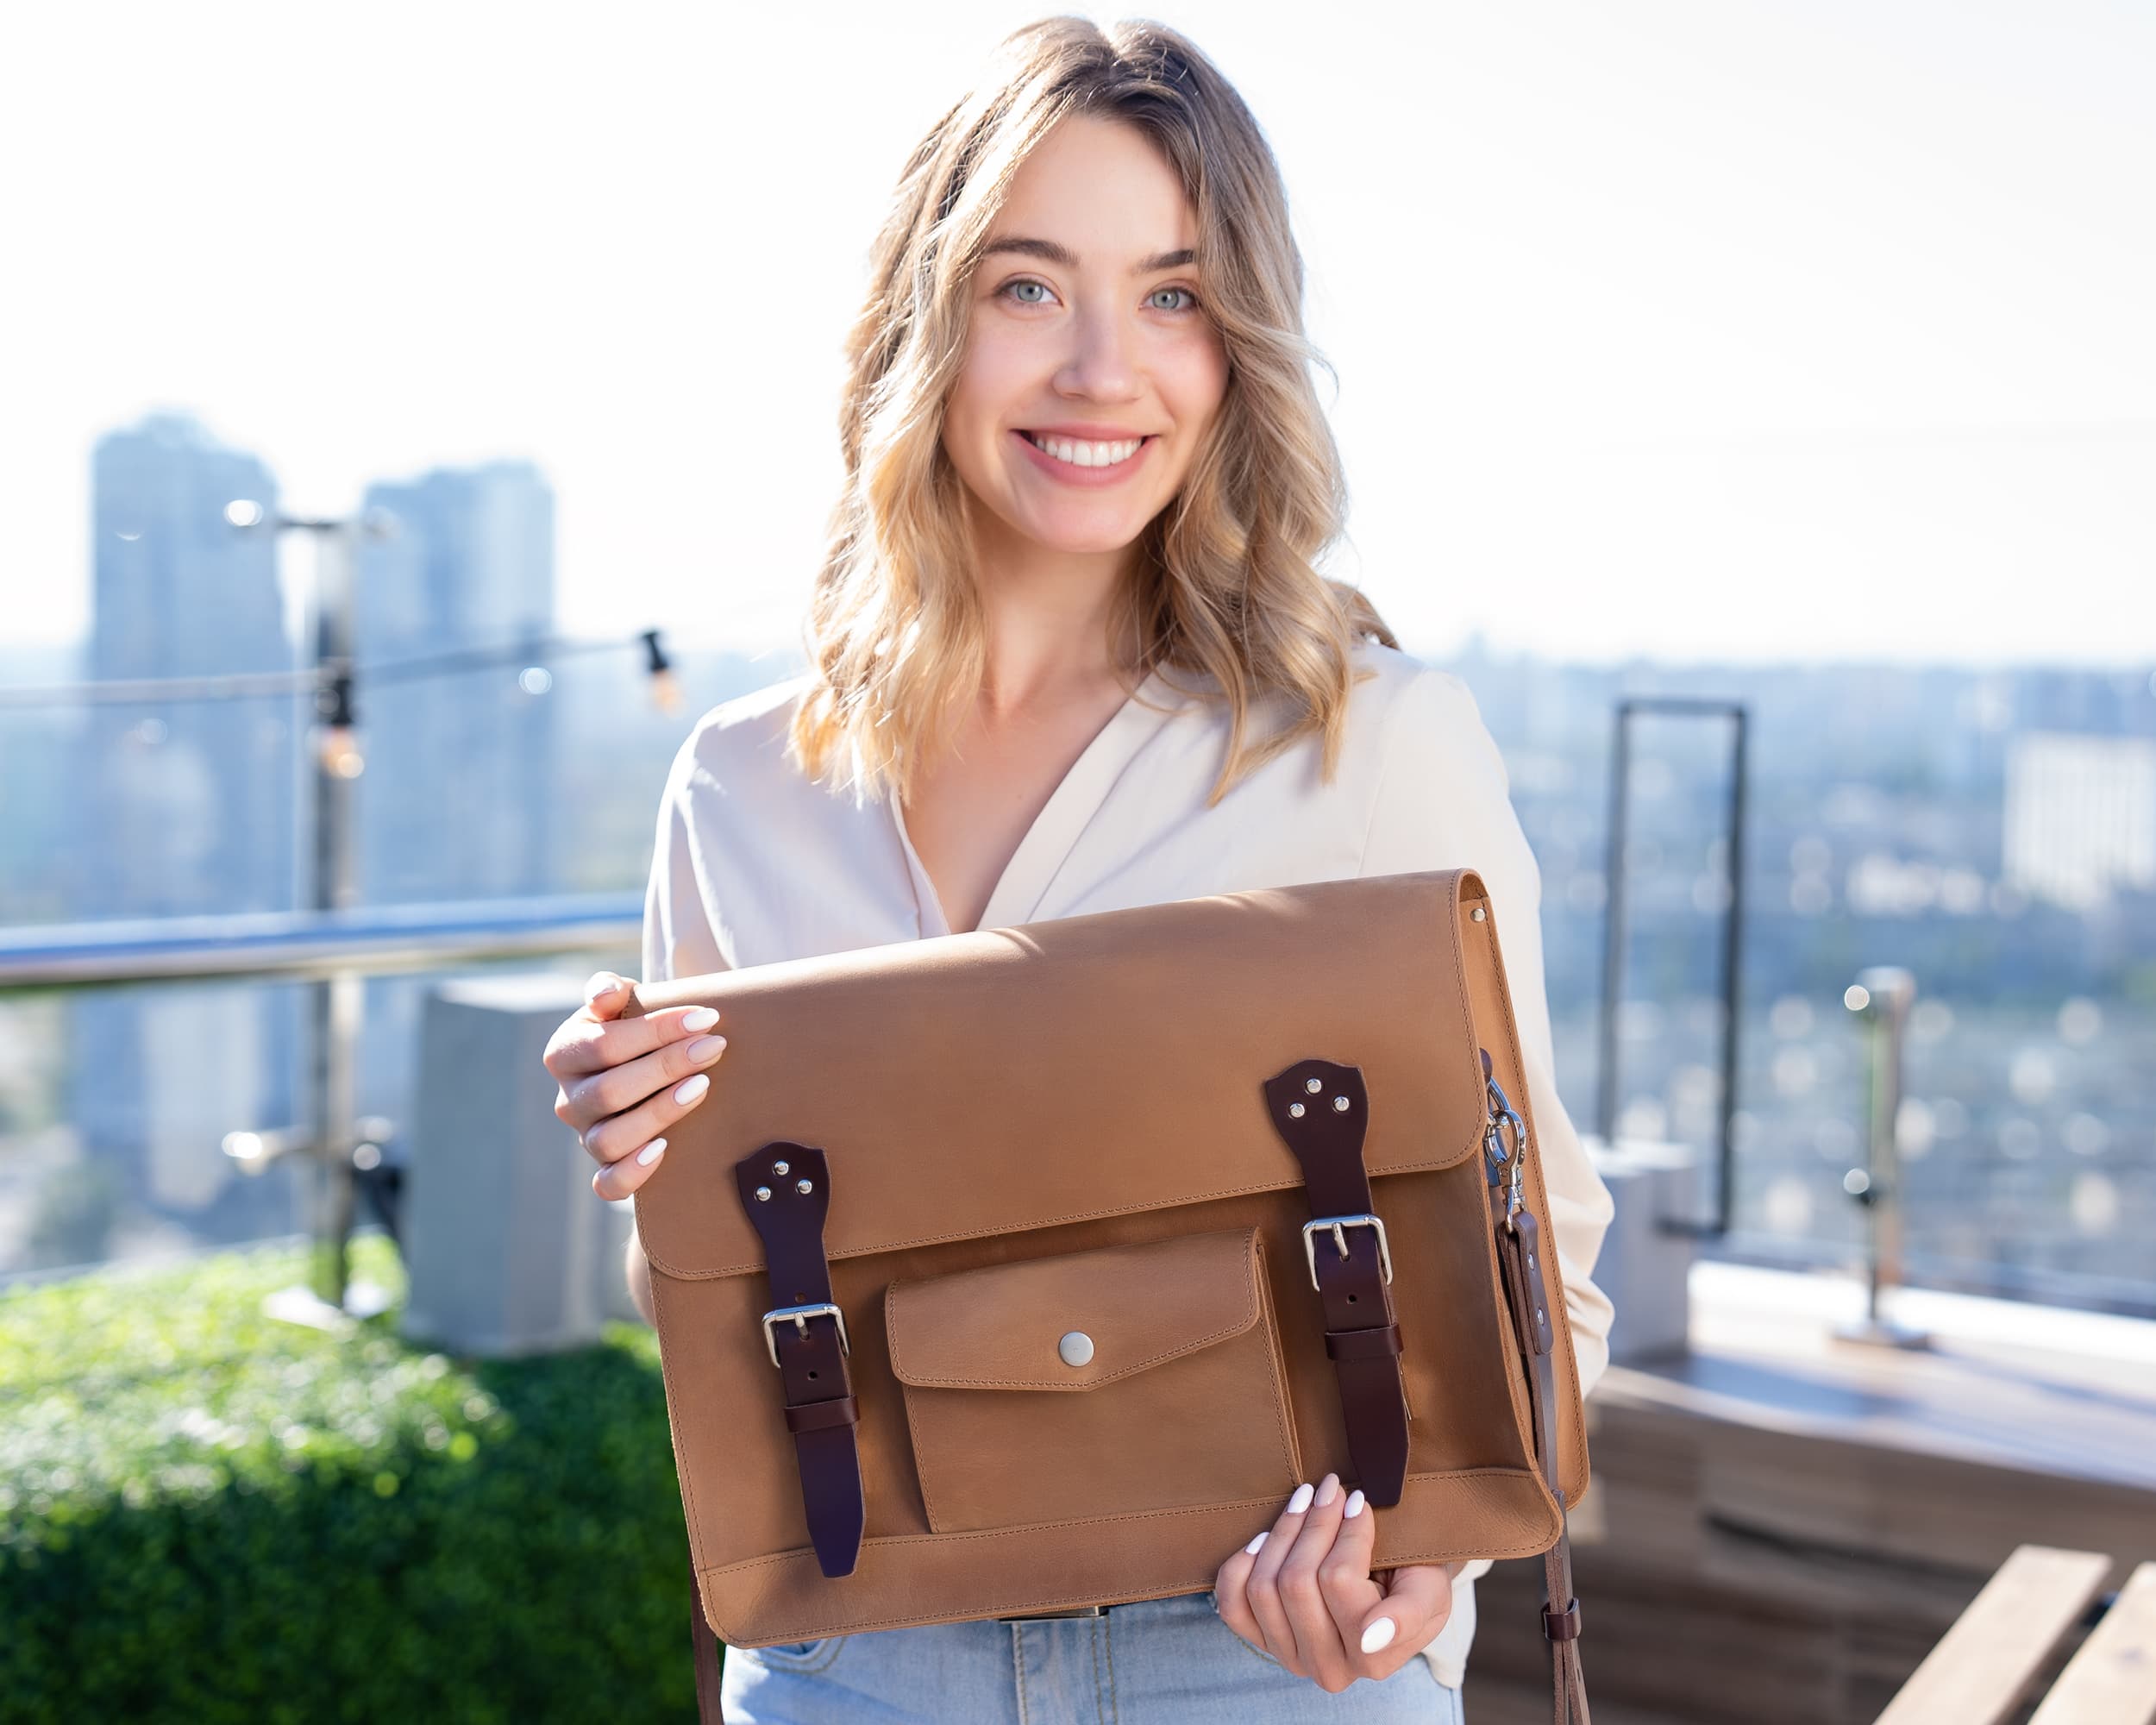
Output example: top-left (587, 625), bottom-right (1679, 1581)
top-left (640, 637), bottom-right (1617, 1694)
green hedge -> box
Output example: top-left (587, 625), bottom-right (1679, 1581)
top-left (0, 1236), bottom-right (701, 1724)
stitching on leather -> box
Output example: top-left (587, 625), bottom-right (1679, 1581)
top-left (699, 1463), bottom-right (1554, 1625)
top-left (886, 1230), bottom-right (1260, 1389)
top-left (699, 1509), bottom-right (1561, 1647)
top-left (1250, 1235), bottom-right (1300, 1486)
top-left (648, 1271), bottom-right (716, 1629)
top-left (1446, 875), bottom-right (1542, 1475)
top-left (648, 1154), bottom-right (1482, 1280)
top-left (887, 1280), bottom-right (943, 1530)
top-left (702, 1509), bottom-right (1552, 1640)
top-left (898, 1233), bottom-right (1276, 1534)
top-left (707, 1465), bottom-right (1539, 1567)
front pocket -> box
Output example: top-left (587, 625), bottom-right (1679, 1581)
top-left (884, 1226), bottom-right (1301, 1534)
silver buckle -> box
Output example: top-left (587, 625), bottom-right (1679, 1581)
top-left (1300, 1214), bottom-right (1393, 1291)
top-left (760, 1301), bottom-right (850, 1368)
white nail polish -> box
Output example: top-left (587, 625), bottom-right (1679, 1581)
top-left (1244, 1530), bottom-right (1269, 1556)
top-left (1361, 1616), bottom-right (1396, 1653)
top-left (1286, 1481), bottom-right (1314, 1515)
top-left (1344, 1489), bottom-right (1366, 1519)
top-left (681, 1006), bottom-right (718, 1031)
top-left (674, 1073), bottom-right (710, 1106)
top-left (637, 1138), bottom-right (667, 1166)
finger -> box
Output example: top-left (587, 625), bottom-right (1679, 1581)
top-left (567, 1005), bottom-right (726, 1128)
top-left (1316, 1486), bottom-right (1388, 1669)
top-left (548, 984), bottom-right (708, 1085)
top-left (1211, 1528), bottom-right (1272, 1653)
top-left (583, 971), bottom-right (630, 1017)
top-left (1353, 1562), bottom-right (1455, 1674)
top-left (1244, 1478), bottom-right (1317, 1672)
top-left (1274, 1472), bottom-right (1356, 1688)
top-left (576, 1029), bottom-right (728, 1167)
top-left (592, 1131), bottom-right (672, 1201)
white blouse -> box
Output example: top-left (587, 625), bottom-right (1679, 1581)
top-left (640, 637), bottom-right (1617, 1692)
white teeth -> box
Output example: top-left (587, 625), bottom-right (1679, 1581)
top-left (1027, 433), bottom-right (1143, 467)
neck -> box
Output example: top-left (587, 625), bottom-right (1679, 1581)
top-left (965, 503), bottom-right (1149, 719)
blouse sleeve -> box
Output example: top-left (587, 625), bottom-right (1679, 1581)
top-left (1357, 666), bottom-right (1619, 1581)
top-left (641, 732), bottom-right (733, 988)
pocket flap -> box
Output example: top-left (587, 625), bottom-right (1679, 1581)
top-left (885, 1228), bottom-right (1265, 1392)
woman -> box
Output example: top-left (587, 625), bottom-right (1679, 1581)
top-left (546, 16), bottom-right (1615, 1722)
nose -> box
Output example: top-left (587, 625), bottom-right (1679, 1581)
top-left (1052, 302), bottom-right (1142, 404)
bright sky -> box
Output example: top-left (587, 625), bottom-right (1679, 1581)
top-left (2, 0), bottom-right (2150, 666)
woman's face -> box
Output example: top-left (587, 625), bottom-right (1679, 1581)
top-left (942, 114), bottom-right (1231, 565)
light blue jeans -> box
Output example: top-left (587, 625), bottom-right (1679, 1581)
top-left (718, 1589), bottom-right (1465, 1723)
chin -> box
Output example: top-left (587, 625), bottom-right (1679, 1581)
top-left (1015, 514), bottom-right (1152, 557)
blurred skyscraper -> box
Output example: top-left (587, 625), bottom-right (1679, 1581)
top-left (61, 412), bottom-right (303, 1253)
top-left (2004, 732), bottom-right (2156, 912)
top-left (342, 461), bottom-right (561, 1145)
top-left (355, 461), bottom-right (559, 902)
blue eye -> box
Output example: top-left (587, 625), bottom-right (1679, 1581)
top-left (1149, 285), bottom-right (1198, 312)
top-left (1001, 279), bottom-right (1054, 305)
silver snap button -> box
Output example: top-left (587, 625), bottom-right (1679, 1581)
top-left (754, 1186), bottom-right (772, 1202)
top-left (1332, 1095), bottom-right (1350, 1112)
top-left (795, 1178), bottom-right (813, 1195)
top-left (773, 1159), bottom-right (791, 1176)
top-left (1058, 1331), bottom-right (1094, 1368)
top-left (1288, 1101), bottom-right (1305, 1118)
top-left (1305, 1077), bottom-right (1322, 1094)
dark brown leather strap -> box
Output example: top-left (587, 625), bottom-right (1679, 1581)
top-left (735, 1141), bottom-right (864, 1580)
top-left (1483, 1052), bottom-right (1591, 1725)
top-left (690, 1561), bottom-right (724, 1725)
top-left (1262, 1057), bottom-right (1411, 1506)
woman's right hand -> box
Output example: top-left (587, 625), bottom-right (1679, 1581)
top-left (544, 969), bottom-right (730, 1201)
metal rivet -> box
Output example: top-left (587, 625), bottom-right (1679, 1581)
top-left (754, 1186), bottom-right (772, 1201)
top-left (1288, 1101), bottom-right (1305, 1118)
top-left (795, 1178), bottom-right (813, 1195)
top-left (1528, 1253), bottom-right (1537, 1268)
top-left (1536, 1308), bottom-right (1545, 1323)
top-left (1305, 1077), bottom-right (1322, 1094)
top-left (1058, 1331), bottom-right (1094, 1368)
top-left (772, 1159), bottom-right (790, 1176)
top-left (1471, 906), bottom-right (1487, 921)
top-left (1332, 1095), bottom-right (1350, 1112)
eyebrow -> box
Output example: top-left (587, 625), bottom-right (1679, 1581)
top-left (980, 236), bottom-right (1197, 274)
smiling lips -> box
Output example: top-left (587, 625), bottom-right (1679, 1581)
top-left (1018, 429), bottom-right (1152, 474)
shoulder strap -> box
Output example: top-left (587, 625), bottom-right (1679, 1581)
top-left (1485, 1053), bottom-right (1591, 1725)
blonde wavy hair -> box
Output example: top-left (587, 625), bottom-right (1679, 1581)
top-left (788, 14), bottom-right (1400, 810)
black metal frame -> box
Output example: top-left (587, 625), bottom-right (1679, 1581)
top-left (1595, 696), bottom-right (1750, 1239)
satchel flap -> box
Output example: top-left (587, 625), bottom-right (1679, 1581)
top-left (630, 869), bottom-right (1491, 1281)
top-left (886, 1228), bottom-right (1262, 1391)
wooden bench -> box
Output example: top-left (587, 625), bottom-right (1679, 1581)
top-left (1875, 1544), bottom-right (2156, 1724)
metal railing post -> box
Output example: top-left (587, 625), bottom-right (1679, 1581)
top-left (1839, 965), bottom-right (1931, 1349)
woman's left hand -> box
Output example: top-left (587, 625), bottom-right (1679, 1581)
top-left (1212, 1471), bottom-right (1460, 1691)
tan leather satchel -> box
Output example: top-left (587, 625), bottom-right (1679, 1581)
top-left (626, 868), bottom-right (1593, 1723)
